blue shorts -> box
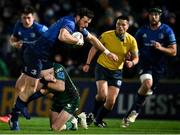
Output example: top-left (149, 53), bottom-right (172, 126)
top-left (95, 63), bottom-right (122, 88)
top-left (22, 46), bottom-right (53, 78)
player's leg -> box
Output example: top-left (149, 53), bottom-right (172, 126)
top-left (0, 73), bottom-right (26, 123)
top-left (14, 73), bottom-right (26, 105)
top-left (97, 86), bottom-right (119, 127)
top-left (122, 72), bottom-right (158, 127)
top-left (94, 80), bottom-right (108, 117)
top-left (51, 110), bottom-right (76, 131)
top-left (88, 63), bottom-right (108, 125)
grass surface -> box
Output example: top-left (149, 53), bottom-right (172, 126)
top-left (0, 117), bottom-right (180, 134)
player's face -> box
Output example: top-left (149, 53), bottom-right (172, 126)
top-left (21, 13), bottom-right (34, 28)
top-left (149, 12), bottom-right (161, 26)
top-left (77, 16), bottom-right (92, 31)
top-left (115, 19), bottom-right (129, 35)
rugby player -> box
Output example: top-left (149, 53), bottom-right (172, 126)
top-left (9, 7), bottom-right (118, 130)
top-left (0, 5), bottom-right (48, 124)
top-left (83, 15), bottom-right (139, 127)
top-left (122, 7), bottom-right (177, 128)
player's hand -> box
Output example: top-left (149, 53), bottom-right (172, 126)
top-left (107, 52), bottom-right (119, 61)
top-left (76, 39), bottom-right (84, 46)
top-left (82, 64), bottom-right (90, 72)
top-left (12, 41), bottom-right (23, 48)
top-left (125, 60), bottom-right (134, 68)
top-left (44, 74), bottom-right (56, 83)
top-left (153, 41), bottom-right (162, 50)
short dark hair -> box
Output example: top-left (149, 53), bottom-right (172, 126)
top-left (22, 5), bottom-right (35, 15)
top-left (75, 8), bottom-right (94, 19)
top-left (148, 7), bottom-right (162, 14)
top-left (116, 15), bottom-right (129, 22)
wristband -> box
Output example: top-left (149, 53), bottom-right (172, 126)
top-left (86, 63), bottom-right (90, 65)
top-left (103, 49), bottom-right (110, 55)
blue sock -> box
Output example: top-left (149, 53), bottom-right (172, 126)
top-left (27, 91), bottom-right (44, 104)
top-left (125, 93), bottom-right (146, 118)
top-left (11, 108), bottom-right (20, 122)
top-left (96, 106), bottom-right (110, 123)
top-left (15, 97), bottom-right (30, 119)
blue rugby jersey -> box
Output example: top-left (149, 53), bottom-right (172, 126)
top-left (32, 16), bottom-right (89, 59)
top-left (135, 23), bottom-right (176, 73)
top-left (13, 20), bottom-right (48, 42)
top-left (13, 20), bottom-right (48, 51)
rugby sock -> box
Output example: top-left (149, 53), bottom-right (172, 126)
top-left (125, 93), bottom-right (146, 118)
top-left (15, 97), bottom-right (30, 119)
top-left (93, 99), bottom-right (104, 117)
top-left (65, 121), bottom-right (73, 130)
top-left (27, 91), bottom-right (44, 104)
top-left (11, 108), bottom-right (20, 122)
top-left (95, 106), bottom-right (110, 123)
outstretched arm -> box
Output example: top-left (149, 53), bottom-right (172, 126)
top-left (86, 33), bottom-right (119, 61)
top-left (83, 46), bottom-right (98, 72)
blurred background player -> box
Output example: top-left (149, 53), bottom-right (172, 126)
top-left (83, 15), bottom-right (139, 127)
top-left (122, 7), bottom-right (177, 128)
top-left (0, 5), bottom-right (48, 124)
top-left (9, 7), bottom-right (118, 130)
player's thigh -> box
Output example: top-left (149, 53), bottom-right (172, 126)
top-left (15, 73), bottom-right (26, 92)
top-left (19, 74), bottom-right (39, 101)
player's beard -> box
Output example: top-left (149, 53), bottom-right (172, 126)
top-left (150, 20), bottom-right (160, 27)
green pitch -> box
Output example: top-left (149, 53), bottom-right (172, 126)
top-left (0, 117), bottom-right (180, 134)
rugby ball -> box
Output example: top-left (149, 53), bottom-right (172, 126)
top-left (72, 32), bottom-right (84, 45)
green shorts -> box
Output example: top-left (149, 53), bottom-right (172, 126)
top-left (51, 97), bottom-right (80, 115)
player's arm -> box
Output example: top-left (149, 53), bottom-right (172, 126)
top-left (9, 35), bottom-right (23, 48)
top-left (125, 51), bottom-right (139, 68)
top-left (47, 80), bottom-right (65, 92)
top-left (39, 77), bottom-right (65, 92)
top-left (83, 46), bottom-right (98, 72)
top-left (125, 38), bottom-right (139, 68)
top-left (58, 28), bottom-right (83, 45)
top-left (86, 33), bottom-right (119, 61)
top-left (153, 42), bottom-right (177, 56)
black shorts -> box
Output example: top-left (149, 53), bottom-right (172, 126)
top-left (95, 63), bottom-right (122, 88)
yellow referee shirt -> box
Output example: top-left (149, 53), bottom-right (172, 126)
top-left (97, 30), bottom-right (138, 70)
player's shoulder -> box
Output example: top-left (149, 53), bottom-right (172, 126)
top-left (160, 23), bottom-right (173, 31)
top-left (62, 16), bottom-right (75, 23)
top-left (33, 21), bottom-right (46, 28)
top-left (125, 32), bottom-right (136, 40)
top-left (54, 63), bottom-right (65, 71)
top-left (101, 30), bottom-right (115, 37)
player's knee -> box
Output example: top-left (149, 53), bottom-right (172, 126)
top-left (96, 94), bottom-right (106, 101)
top-left (140, 74), bottom-right (153, 89)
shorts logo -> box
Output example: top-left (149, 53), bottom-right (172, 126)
top-left (31, 69), bottom-right (37, 76)
top-left (117, 80), bottom-right (122, 86)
